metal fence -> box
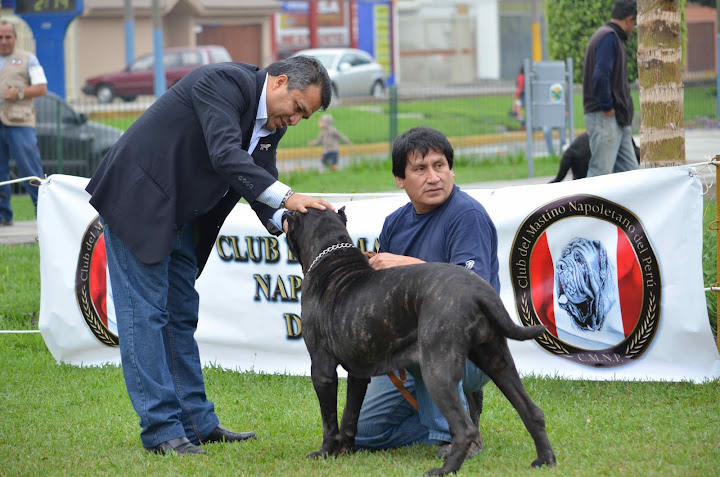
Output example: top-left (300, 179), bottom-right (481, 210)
top-left (8, 75), bottom-right (718, 185)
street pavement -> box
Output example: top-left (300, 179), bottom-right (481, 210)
top-left (2, 128), bottom-right (720, 246)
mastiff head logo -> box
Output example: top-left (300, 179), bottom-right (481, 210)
top-left (510, 195), bottom-right (661, 367)
top-left (555, 238), bottom-right (617, 332)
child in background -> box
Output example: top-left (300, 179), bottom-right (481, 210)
top-left (308, 114), bottom-right (352, 171)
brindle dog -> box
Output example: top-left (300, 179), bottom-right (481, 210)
top-left (286, 207), bottom-right (556, 476)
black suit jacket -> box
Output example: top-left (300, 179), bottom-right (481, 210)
top-left (86, 63), bottom-right (287, 275)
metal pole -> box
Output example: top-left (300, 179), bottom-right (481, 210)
top-left (567, 57), bottom-right (574, 143)
top-left (349, 0), bottom-right (357, 49)
top-left (309, 1), bottom-right (319, 48)
top-left (524, 58), bottom-right (533, 178)
top-left (389, 85), bottom-right (398, 146)
top-left (531, 0), bottom-right (542, 62)
top-left (124, 0), bottom-right (135, 66)
top-left (55, 99), bottom-right (62, 174)
top-left (152, 0), bottom-right (166, 98)
top-left (716, 160), bottom-right (720, 352)
top-left (716, 1), bottom-right (720, 125)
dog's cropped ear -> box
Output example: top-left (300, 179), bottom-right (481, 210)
top-left (285, 210), bottom-right (297, 231)
top-left (337, 206), bottom-right (347, 225)
top-left (285, 212), bottom-right (302, 265)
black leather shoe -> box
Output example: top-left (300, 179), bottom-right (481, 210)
top-left (144, 436), bottom-right (206, 455)
top-left (202, 424), bottom-right (256, 444)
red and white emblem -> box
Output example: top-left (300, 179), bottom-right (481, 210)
top-left (75, 216), bottom-right (118, 346)
top-left (510, 195), bottom-right (661, 367)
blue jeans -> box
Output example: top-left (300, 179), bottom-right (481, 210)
top-left (355, 361), bottom-right (490, 449)
top-left (0, 125), bottom-right (44, 222)
top-left (321, 151), bottom-right (338, 167)
top-left (102, 220), bottom-right (219, 448)
top-left (584, 111), bottom-right (637, 177)
top-left (543, 126), bottom-right (567, 156)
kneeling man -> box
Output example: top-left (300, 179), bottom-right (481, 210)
top-left (355, 127), bottom-right (500, 457)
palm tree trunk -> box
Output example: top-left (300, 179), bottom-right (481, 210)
top-left (637, 0), bottom-right (684, 166)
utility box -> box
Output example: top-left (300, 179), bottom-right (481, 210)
top-left (531, 61), bottom-right (567, 128)
top-left (523, 58), bottom-right (574, 177)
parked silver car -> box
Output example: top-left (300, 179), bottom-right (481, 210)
top-left (293, 48), bottom-right (387, 99)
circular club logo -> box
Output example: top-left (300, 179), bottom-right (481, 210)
top-left (75, 216), bottom-right (118, 347)
top-left (510, 195), bottom-right (661, 367)
top-left (549, 83), bottom-right (564, 103)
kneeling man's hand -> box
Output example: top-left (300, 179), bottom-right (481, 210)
top-left (368, 252), bottom-right (424, 270)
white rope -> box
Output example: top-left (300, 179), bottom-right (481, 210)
top-left (0, 330), bottom-right (41, 334)
top-left (0, 176), bottom-right (44, 187)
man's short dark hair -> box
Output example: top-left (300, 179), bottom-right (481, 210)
top-left (611, 0), bottom-right (637, 21)
top-left (266, 55), bottom-right (332, 110)
top-left (391, 127), bottom-right (454, 178)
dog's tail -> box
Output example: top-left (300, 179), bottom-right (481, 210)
top-left (549, 153), bottom-right (572, 183)
top-left (504, 322), bottom-right (547, 341)
top-left (478, 290), bottom-right (547, 341)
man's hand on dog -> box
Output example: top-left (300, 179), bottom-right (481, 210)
top-left (286, 193), bottom-right (335, 214)
top-left (364, 251), bottom-right (424, 270)
top-left (282, 194), bottom-right (335, 233)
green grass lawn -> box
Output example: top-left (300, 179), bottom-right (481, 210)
top-left (277, 152), bottom-right (559, 194)
top-left (1, 339), bottom-right (718, 477)
top-left (96, 84), bottom-right (717, 150)
top-left (2, 159), bottom-right (720, 476)
top-left (5, 193), bottom-right (35, 222)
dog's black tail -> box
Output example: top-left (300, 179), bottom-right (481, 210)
top-left (504, 323), bottom-right (547, 341)
top-left (549, 153), bottom-right (572, 183)
top-left (478, 289), bottom-right (547, 341)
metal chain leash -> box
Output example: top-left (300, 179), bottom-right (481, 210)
top-left (306, 242), bottom-right (355, 273)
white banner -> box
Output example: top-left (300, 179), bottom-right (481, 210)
top-left (37, 167), bottom-right (720, 382)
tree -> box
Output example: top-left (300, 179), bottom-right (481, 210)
top-left (637, 0), bottom-right (685, 165)
top-left (546, 0), bottom-right (639, 84)
top-left (545, 0), bottom-right (686, 85)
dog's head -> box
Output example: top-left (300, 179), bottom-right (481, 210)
top-left (286, 206), bottom-right (348, 270)
top-left (554, 237), bottom-right (616, 331)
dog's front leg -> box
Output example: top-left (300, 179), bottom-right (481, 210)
top-left (337, 375), bottom-right (371, 453)
top-left (307, 359), bottom-right (343, 459)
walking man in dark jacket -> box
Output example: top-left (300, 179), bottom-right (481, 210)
top-left (583, 0), bottom-right (638, 177)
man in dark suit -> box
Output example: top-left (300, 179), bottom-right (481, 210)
top-left (86, 56), bottom-right (333, 455)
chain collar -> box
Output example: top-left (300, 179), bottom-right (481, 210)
top-left (305, 243), bottom-right (355, 273)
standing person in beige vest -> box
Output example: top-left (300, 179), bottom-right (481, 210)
top-left (0, 20), bottom-right (47, 226)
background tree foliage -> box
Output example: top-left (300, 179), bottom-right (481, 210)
top-left (545, 0), bottom-right (639, 83)
top-left (546, 0), bottom-right (687, 84)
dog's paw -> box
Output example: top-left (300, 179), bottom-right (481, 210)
top-left (425, 467), bottom-right (447, 476)
top-left (531, 453), bottom-right (557, 467)
top-left (306, 450), bottom-right (327, 460)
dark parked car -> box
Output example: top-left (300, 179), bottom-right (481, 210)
top-left (82, 45), bottom-right (232, 103)
top-left (30, 92), bottom-right (122, 177)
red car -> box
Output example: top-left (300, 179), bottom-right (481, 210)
top-left (82, 45), bottom-right (232, 103)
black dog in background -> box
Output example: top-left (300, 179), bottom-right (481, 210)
top-left (550, 132), bottom-right (641, 183)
